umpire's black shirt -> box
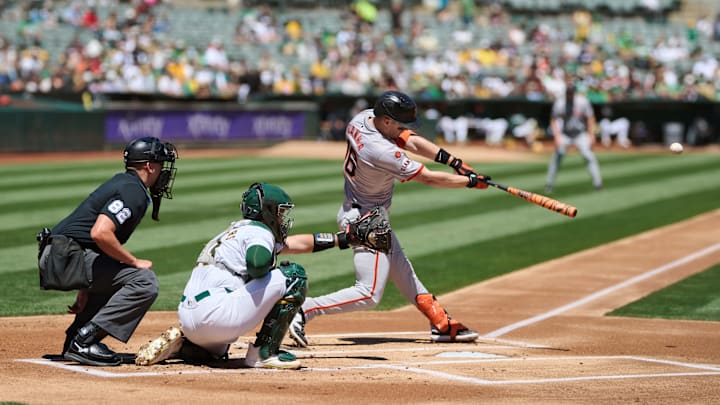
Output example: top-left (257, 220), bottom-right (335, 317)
top-left (52, 170), bottom-right (151, 253)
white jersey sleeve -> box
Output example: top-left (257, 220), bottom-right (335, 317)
top-left (343, 109), bottom-right (424, 208)
top-left (195, 219), bottom-right (279, 279)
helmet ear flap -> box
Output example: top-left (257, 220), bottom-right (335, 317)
top-left (241, 182), bottom-right (264, 219)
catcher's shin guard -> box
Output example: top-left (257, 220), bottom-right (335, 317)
top-left (245, 262), bottom-right (307, 369)
top-left (416, 294), bottom-right (479, 343)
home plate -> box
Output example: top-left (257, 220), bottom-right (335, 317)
top-left (435, 352), bottom-right (506, 359)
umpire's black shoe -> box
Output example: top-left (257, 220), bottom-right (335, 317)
top-left (65, 341), bottom-right (121, 366)
top-left (64, 322), bottom-right (121, 367)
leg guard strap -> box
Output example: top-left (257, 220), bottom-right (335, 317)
top-left (252, 262), bottom-right (307, 359)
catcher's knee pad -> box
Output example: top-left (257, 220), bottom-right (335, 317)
top-left (252, 261), bottom-right (307, 359)
top-left (416, 293), bottom-right (450, 332)
top-left (278, 261), bottom-right (307, 304)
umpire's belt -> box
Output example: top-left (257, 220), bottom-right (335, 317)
top-left (181, 288), bottom-right (232, 303)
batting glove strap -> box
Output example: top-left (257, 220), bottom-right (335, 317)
top-left (450, 157), bottom-right (476, 176)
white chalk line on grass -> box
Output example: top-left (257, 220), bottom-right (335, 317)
top-left (16, 355), bottom-right (720, 385)
top-left (484, 242), bottom-right (720, 339)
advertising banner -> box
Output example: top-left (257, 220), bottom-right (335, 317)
top-left (105, 110), bottom-right (306, 142)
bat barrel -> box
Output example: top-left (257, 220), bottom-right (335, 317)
top-left (504, 185), bottom-right (578, 218)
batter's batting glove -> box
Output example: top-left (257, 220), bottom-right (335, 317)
top-left (466, 173), bottom-right (490, 189)
top-left (449, 157), bottom-right (476, 177)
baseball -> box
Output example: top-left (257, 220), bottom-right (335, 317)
top-left (669, 142), bottom-right (684, 154)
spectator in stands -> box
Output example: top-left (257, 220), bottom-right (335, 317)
top-left (81, 7), bottom-right (99, 30)
top-left (0, 0), bottom-right (717, 107)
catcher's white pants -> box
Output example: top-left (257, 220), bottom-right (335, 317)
top-left (178, 264), bottom-right (288, 356)
top-left (301, 202), bottom-right (429, 323)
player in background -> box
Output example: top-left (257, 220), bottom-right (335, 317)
top-left (545, 75), bottom-right (603, 192)
top-left (290, 90), bottom-right (490, 347)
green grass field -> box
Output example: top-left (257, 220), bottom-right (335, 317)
top-left (1, 150), bottom-right (719, 319)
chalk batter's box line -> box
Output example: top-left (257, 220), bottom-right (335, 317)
top-left (16, 355), bottom-right (720, 385)
top-left (268, 330), bottom-right (553, 350)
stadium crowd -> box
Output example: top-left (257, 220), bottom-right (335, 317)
top-left (0, 0), bottom-right (718, 104)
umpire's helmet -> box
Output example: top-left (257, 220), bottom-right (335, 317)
top-left (373, 90), bottom-right (419, 129)
top-left (123, 137), bottom-right (177, 165)
top-left (241, 182), bottom-right (295, 242)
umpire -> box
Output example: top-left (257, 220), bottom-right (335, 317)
top-left (37, 137), bottom-right (178, 366)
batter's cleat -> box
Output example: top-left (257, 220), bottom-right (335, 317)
top-left (244, 345), bottom-right (301, 370)
top-left (430, 321), bottom-right (479, 343)
top-left (288, 311), bottom-right (308, 348)
top-left (135, 326), bottom-right (184, 366)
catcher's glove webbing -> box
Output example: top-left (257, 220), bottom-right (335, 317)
top-left (337, 206), bottom-right (392, 254)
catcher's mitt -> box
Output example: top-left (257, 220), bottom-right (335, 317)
top-left (340, 206), bottom-right (392, 253)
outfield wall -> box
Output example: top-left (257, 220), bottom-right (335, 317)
top-left (0, 95), bottom-right (717, 152)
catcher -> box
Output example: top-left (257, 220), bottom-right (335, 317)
top-left (136, 182), bottom-right (390, 369)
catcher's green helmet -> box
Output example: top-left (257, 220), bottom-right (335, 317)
top-left (241, 182), bottom-right (294, 242)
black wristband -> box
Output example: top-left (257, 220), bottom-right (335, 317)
top-left (449, 157), bottom-right (463, 170)
top-left (435, 148), bottom-right (451, 164)
top-left (312, 233), bottom-right (336, 252)
top-left (336, 232), bottom-right (350, 250)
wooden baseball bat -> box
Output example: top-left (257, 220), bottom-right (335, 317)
top-left (484, 180), bottom-right (577, 218)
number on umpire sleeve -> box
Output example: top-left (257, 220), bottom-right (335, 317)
top-left (108, 199), bottom-right (132, 224)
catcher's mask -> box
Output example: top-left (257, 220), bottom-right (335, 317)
top-left (124, 136), bottom-right (178, 221)
top-left (241, 182), bottom-right (294, 242)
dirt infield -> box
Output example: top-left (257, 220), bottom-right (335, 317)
top-left (2, 142), bottom-right (719, 403)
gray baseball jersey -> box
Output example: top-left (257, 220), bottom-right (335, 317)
top-left (343, 109), bottom-right (424, 210)
top-left (551, 93), bottom-right (594, 137)
top-left (546, 92), bottom-right (603, 189)
top-left (300, 108), bottom-right (430, 322)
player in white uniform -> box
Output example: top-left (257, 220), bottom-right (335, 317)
top-left (136, 182), bottom-right (379, 369)
top-left (545, 77), bottom-right (603, 193)
top-left (290, 90), bottom-right (491, 347)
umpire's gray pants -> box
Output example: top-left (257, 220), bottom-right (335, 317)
top-left (40, 246), bottom-right (158, 344)
top-left (546, 133), bottom-right (603, 189)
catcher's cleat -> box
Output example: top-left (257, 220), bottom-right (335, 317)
top-left (135, 326), bottom-right (184, 366)
top-left (288, 311), bottom-right (308, 348)
top-left (430, 321), bottom-right (479, 343)
top-left (244, 345), bottom-right (301, 370)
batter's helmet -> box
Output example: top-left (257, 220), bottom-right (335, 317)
top-left (123, 137), bottom-right (177, 165)
top-left (373, 90), bottom-right (419, 129)
top-left (241, 182), bottom-right (295, 242)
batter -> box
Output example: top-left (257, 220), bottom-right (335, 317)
top-left (290, 90), bottom-right (491, 347)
